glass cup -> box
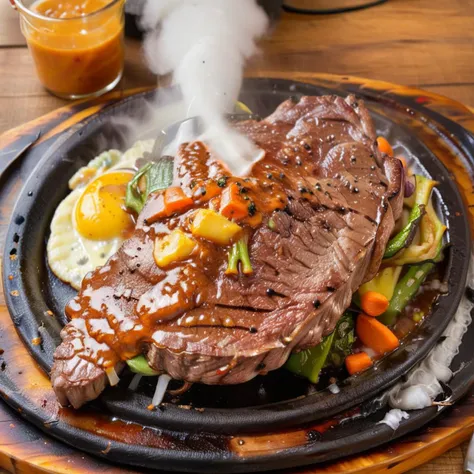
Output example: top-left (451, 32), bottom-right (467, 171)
top-left (12, 0), bottom-right (125, 99)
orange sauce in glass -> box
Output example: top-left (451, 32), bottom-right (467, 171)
top-left (25, 0), bottom-right (124, 98)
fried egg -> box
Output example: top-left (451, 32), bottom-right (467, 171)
top-left (47, 140), bottom-right (154, 289)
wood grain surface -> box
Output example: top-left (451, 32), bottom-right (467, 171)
top-left (1, 0), bottom-right (474, 133)
top-left (0, 0), bottom-right (473, 472)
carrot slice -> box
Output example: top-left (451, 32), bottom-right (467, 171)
top-left (345, 352), bottom-right (373, 375)
top-left (192, 181), bottom-right (221, 203)
top-left (356, 314), bottom-right (400, 355)
top-left (377, 136), bottom-right (394, 157)
top-left (398, 156), bottom-right (407, 169)
top-left (145, 187), bottom-right (194, 224)
top-left (164, 187), bottom-right (194, 215)
top-left (220, 183), bottom-right (248, 220)
top-left (360, 291), bottom-right (389, 317)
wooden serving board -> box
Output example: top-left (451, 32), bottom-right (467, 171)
top-left (1, 74), bottom-right (474, 473)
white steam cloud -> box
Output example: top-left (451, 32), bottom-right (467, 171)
top-left (141, 0), bottom-right (268, 176)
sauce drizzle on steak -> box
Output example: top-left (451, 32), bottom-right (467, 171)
top-left (51, 95), bottom-right (404, 408)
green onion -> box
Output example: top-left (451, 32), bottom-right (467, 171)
top-left (226, 237), bottom-right (253, 275)
top-left (378, 260), bottom-right (436, 326)
top-left (226, 243), bottom-right (240, 275)
top-left (237, 238), bottom-right (252, 274)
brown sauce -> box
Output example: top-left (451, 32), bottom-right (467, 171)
top-left (64, 110), bottom-right (395, 378)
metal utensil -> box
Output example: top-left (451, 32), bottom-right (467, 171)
top-left (151, 113), bottom-right (260, 160)
top-left (0, 131), bottom-right (40, 181)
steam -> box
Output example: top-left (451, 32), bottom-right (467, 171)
top-left (380, 255), bottom-right (474, 431)
top-left (141, 0), bottom-right (268, 176)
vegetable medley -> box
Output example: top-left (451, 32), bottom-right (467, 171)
top-left (285, 138), bottom-right (446, 383)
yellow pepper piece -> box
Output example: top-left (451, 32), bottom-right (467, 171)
top-left (359, 266), bottom-right (403, 301)
top-left (235, 101), bottom-right (253, 114)
top-left (153, 230), bottom-right (196, 268)
top-left (190, 209), bottom-right (242, 245)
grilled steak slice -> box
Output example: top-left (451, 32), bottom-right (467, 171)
top-left (51, 95), bottom-right (404, 408)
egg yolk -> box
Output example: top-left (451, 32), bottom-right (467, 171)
top-left (75, 171), bottom-right (134, 240)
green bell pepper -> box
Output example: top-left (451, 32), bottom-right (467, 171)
top-left (126, 355), bottom-right (159, 376)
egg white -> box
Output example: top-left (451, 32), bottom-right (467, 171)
top-left (47, 140), bottom-right (155, 290)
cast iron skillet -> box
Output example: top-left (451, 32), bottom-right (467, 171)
top-left (3, 79), bottom-right (471, 433)
top-left (1, 79), bottom-right (472, 471)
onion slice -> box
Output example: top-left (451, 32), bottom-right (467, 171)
top-left (152, 374), bottom-right (172, 407)
top-left (105, 367), bottom-right (120, 386)
top-left (128, 374), bottom-right (142, 391)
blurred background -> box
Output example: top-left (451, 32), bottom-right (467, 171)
top-left (1, 0), bottom-right (473, 133)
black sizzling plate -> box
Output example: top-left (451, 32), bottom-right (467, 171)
top-left (1, 78), bottom-right (473, 472)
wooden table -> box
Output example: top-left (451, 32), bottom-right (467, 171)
top-left (0, 0), bottom-right (472, 472)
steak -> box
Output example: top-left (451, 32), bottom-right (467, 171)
top-left (51, 95), bottom-right (404, 408)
